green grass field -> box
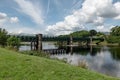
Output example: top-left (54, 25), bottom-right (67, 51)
top-left (0, 48), bottom-right (119, 80)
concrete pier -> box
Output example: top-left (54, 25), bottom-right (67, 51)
top-left (36, 34), bottom-right (42, 51)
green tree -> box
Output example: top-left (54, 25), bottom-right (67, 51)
top-left (106, 26), bottom-right (120, 44)
top-left (7, 36), bottom-right (21, 49)
top-left (0, 28), bottom-right (8, 47)
top-left (89, 30), bottom-right (97, 45)
top-left (110, 26), bottom-right (120, 36)
top-left (106, 36), bottom-right (119, 43)
top-left (70, 30), bottom-right (90, 38)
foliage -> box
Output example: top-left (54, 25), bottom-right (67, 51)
top-left (89, 29), bottom-right (97, 36)
top-left (89, 30), bottom-right (97, 44)
top-left (16, 35), bottom-right (35, 42)
top-left (58, 30), bottom-right (98, 38)
top-left (106, 36), bottom-right (120, 43)
top-left (96, 32), bottom-right (105, 37)
top-left (0, 28), bottom-right (8, 47)
top-left (107, 26), bottom-right (120, 43)
top-left (7, 36), bottom-right (20, 49)
top-left (110, 26), bottom-right (120, 36)
top-left (0, 48), bottom-right (118, 80)
top-left (70, 30), bottom-right (90, 38)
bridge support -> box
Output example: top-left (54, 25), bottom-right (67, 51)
top-left (70, 35), bottom-right (73, 45)
top-left (67, 35), bottom-right (73, 46)
top-left (36, 34), bottom-right (42, 51)
top-left (31, 41), bottom-right (35, 50)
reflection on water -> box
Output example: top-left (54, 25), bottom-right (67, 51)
top-left (50, 46), bottom-right (120, 78)
top-left (19, 45), bottom-right (31, 51)
top-left (42, 42), bottom-right (58, 49)
top-left (19, 42), bottom-right (58, 51)
top-left (19, 42), bottom-right (120, 78)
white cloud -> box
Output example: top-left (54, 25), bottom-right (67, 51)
top-left (96, 25), bottom-right (115, 32)
top-left (114, 2), bottom-right (120, 19)
top-left (8, 26), bottom-right (41, 34)
top-left (10, 17), bottom-right (19, 23)
top-left (0, 12), bottom-right (7, 19)
top-left (0, 12), bottom-right (7, 26)
top-left (97, 26), bottom-right (104, 30)
top-left (93, 17), bottom-right (104, 26)
top-left (0, 12), bottom-right (20, 27)
top-left (14, 0), bottom-right (43, 25)
top-left (46, 0), bottom-right (120, 35)
top-left (96, 26), bottom-right (109, 32)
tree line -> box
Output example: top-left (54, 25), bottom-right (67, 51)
top-left (107, 26), bottom-right (120, 44)
top-left (0, 26), bottom-right (120, 49)
top-left (0, 28), bottom-right (20, 49)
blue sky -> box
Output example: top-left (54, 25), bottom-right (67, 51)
top-left (0, 0), bottom-right (120, 35)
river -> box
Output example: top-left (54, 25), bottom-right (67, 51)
top-left (19, 42), bottom-right (120, 78)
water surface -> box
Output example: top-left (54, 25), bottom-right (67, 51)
top-left (19, 42), bottom-right (120, 78)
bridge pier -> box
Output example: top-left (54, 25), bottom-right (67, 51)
top-left (36, 34), bottom-right (42, 51)
top-left (70, 35), bottom-right (73, 45)
top-left (67, 35), bottom-right (73, 46)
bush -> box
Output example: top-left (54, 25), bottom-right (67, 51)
top-left (106, 36), bottom-right (120, 43)
top-left (7, 36), bottom-right (21, 49)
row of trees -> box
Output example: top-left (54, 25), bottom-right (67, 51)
top-left (59, 29), bottom-right (105, 44)
top-left (107, 26), bottom-right (120, 43)
top-left (0, 28), bottom-right (20, 49)
top-left (1, 26), bottom-right (120, 48)
top-left (59, 29), bottom-right (105, 38)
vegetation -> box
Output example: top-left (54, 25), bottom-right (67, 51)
top-left (70, 30), bottom-right (90, 38)
top-left (89, 30), bottom-right (97, 44)
top-left (0, 48), bottom-right (119, 80)
top-left (7, 36), bottom-right (21, 49)
top-left (20, 50), bottom-right (49, 58)
top-left (0, 28), bottom-right (21, 50)
top-left (106, 26), bottom-right (120, 44)
top-left (0, 28), bottom-right (8, 47)
top-left (110, 26), bottom-right (120, 36)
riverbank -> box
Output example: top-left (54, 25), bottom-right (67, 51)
top-left (0, 48), bottom-right (119, 80)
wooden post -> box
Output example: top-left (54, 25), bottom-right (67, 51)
top-left (36, 34), bottom-right (42, 51)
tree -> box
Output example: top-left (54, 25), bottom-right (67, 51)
top-left (70, 30), bottom-right (90, 38)
top-left (7, 36), bottom-right (21, 49)
top-left (106, 26), bottom-right (120, 44)
top-left (110, 26), bottom-right (120, 36)
top-left (0, 28), bottom-right (8, 47)
top-left (89, 30), bottom-right (97, 36)
top-left (89, 30), bottom-right (97, 45)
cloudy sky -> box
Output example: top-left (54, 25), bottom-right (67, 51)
top-left (0, 0), bottom-right (120, 35)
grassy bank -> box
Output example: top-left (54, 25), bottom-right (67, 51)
top-left (0, 48), bottom-right (119, 80)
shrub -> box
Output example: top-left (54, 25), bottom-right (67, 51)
top-left (7, 36), bottom-right (20, 50)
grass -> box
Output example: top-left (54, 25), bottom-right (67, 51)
top-left (20, 50), bottom-right (50, 58)
top-left (0, 48), bottom-right (119, 80)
